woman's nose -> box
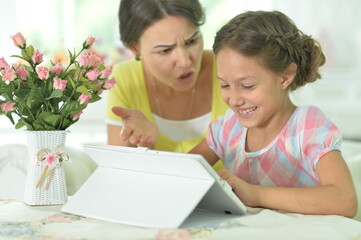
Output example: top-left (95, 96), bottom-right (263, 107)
top-left (175, 48), bottom-right (191, 68)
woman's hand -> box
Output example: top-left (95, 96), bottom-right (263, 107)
top-left (218, 169), bottom-right (258, 207)
top-left (112, 106), bottom-right (158, 148)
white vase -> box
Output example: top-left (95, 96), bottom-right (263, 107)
top-left (23, 130), bottom-right (68, 205)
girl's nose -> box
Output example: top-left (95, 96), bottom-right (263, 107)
top-left (228, 89), bottom-right (244, 108)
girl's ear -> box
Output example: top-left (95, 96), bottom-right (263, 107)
top-left (280, 63), bottom-right (297, 90)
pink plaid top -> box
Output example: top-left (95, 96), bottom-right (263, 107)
top-left (206, 105), bottom-right (342, 187)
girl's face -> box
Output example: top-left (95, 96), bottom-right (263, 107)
top-left (132, 15), bottom-right (204, 91)
top-left (216, 47), bottom-right (294, 130)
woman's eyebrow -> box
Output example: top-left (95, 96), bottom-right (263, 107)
top-left (187, 30), bottom-right (200, 40)
top-left (153, 30), bottom-right (200, 49)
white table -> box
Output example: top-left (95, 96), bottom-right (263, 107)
top-left (1, 199), bottom-right (361, 240)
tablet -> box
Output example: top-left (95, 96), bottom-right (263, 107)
top-left (62, 145), bottom-right (247, 228)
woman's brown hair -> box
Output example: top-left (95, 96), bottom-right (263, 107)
top-left (119, 0), bottom-right (205, 48)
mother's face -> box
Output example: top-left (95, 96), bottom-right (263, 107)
top-left (132, 15), bottom-right (204, 91)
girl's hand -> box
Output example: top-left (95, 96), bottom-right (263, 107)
top-left (112, 106), bottom-right (158, 148)
top-left (218, 169), bottom-right (258, 207)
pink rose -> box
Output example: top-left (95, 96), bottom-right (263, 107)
top-left (78, 53), bottom-right (88, 67)
top-left (0, 57), bottom-right (9, 69)
top-left (78, 94), bottom-right (92, 105)
top-left (32, 50), bottom-right (43, 64)
top-left (0, 101), bottom-right (16, 114)
top-left (71, 111), bottom-right (83, 120)
top-left (86, 69), bottom-right (100, 80)
top-left (100, 67), bottom-right (112, 78)
top-left (87, 48), bottom-right (105, 61)
top-left (2, 67), bottom-right (16, 82)
top-left (46, 154), bottom-right (55, 164)
top-left (16, 65), bottom-right (29, 80)
top-left (10, 32), bottom-right (26, 48)
top-left (78, 52), bottom-right (101, 68)
top-left (84, 36), bottom-right (96, 48)
top-left (50, 63), bottom-right (64, 76)
top-left (155, 229), bottom-right (192, 240)
top-left (103, 77), bottom-right (116, 89)
top-left (88, 54), bottom-right (101, 68)
top-left (36, 66), bottom-right (49, 80)
top-left (53, 78), bottom-right (67, 91)
top-left (44, 153), bottom-right (59, 167)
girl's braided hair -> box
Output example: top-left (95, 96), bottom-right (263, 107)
top-left (213, 11), bottom-right (325, 91)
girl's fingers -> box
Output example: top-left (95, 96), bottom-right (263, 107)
top-left (218, 169), bottom-right (232, 180)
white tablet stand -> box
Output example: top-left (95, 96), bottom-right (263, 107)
top-left (62, 146), bottom-right (246, 228)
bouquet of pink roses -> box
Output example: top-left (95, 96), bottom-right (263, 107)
top-left (0, 32), bottom-right (116, 130)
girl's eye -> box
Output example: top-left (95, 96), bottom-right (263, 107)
top-left (243, 85), bottom-right (254, 89)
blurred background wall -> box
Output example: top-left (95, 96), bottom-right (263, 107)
top-left (1, 0), bottom-right (361, 144)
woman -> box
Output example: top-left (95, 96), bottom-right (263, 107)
top-left (106, 0), bottom-right (228, 169)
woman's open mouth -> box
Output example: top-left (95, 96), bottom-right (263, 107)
top-left (177, 71), bottom-right (194, 82)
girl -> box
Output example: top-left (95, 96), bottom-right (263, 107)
top-left (191, 11), bottom-right (358, 217)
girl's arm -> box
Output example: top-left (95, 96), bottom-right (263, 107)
top-left (189, 139), bottom-right (220, 166)
top-left (219, 150), bottom-right (358, 218)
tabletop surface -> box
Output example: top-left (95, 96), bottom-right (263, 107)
top-left (1, 199), bottom-right (361, 240)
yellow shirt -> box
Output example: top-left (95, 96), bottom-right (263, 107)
top-left (106, 58), bottom-right (229, 170)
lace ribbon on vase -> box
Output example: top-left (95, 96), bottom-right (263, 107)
top-left (35, 146), bottom-right (69, 190)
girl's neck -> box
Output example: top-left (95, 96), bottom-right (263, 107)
top-left (246, 101), bottom-right (296, 152)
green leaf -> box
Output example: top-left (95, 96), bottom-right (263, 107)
top-left (76, 85), bottom-right (89, 95)
top-left (25, 45), bottom-right (34, 59)
top-left (0, 82), bottom-right (14, 94)
top-left (48, 89), bottom-right (63, 99)
top-left (15, 119), bottom-right (25, 129)
top-left (24, 65), bottom-right (34, 74)
top-left (97, 64), bottom-right (106, 72)
top-left (89, 94), bottom-right (101, 103)
top-left (65, 72), bottom-right (77, 88)
top-left (26, 87), bottom-right (44, 109)
top-left (61, 118), bottom-right (74, 129)
top-left (20, 118), bottom-right (35, 130)
top-left (6, 113), bottom-right (15, 125)
top-left (86, 83), bottom-right (101, 91)
top-left (10, 55), bottom-right (28, 62)
top-left (60, 100), bottom-right (84, 115)
top-left (33, 122), bottom-right (46, 130)
top-left (68, 49), bottom-right (74, 62)
top-left (42, 112), bottom-right (62, 128)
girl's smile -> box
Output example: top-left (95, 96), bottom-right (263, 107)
top-left (237, 106), bottom-right (258, 118)
top-left (216, 47), bottom-right (295, 133)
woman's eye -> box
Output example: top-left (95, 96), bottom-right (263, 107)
top-left (159, 48), bottom-right (171, 55)
top-left (186, 37), bottom-right (198, 45)
top-left (220, 84), bottom-right (229, 89)
top-left (243, 85), bottom-right (254, 89)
